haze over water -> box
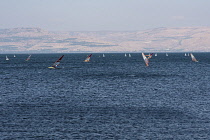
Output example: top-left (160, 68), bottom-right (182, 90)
top-left (1, 53), bottom-right (210, 139)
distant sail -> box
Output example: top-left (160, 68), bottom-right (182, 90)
top-left (155, 53), bottom-right (157, 56)
top-left (103, 54), bottom-right (105, 57)
top-left (129, 54), bottom-right (131, 57)
top-left (125, 54), bottom-right (127, 57)
top-left (14, 55), bottom-right (16, 57)
top-left (84, 54), bottom-right (92, 62)
top-left (166, 53), bottom-right (168, 56)
top-left (6, 55), bottom-right (9, 61)
top-left (184, 53), bottom-right (187, 56)
top-left (49, 55), bottom-right (64, 69)
top-left (26, 55), bottom-right (31, 61)
top-left (190, 53), bottom-right (198, 62)
top-left (142, 53), bottom-right (149, 66)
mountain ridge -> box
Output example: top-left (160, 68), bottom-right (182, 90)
top-left (0, 27), bottom-right (210, 53)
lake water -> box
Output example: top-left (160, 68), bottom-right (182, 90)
top-left (0, 53), bottom-right (210, 139)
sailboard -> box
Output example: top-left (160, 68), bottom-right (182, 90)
top-left (6, 56), bottom-right (9, 61)
top-left (26, 55), bottom-right (31, 61)
top-left (48, 55), bottom-right (64, 69)
top-left (146, 53), bottom-right (153, 59)
top-left (142, 53), bottom-right (149, 66)
top-left (190, 53), bottom-right (198, 62)
top-left (84, 54), bottom-right (92, 62)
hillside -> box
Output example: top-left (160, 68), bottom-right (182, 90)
top-left (0, 27), bottom-right (210, 53)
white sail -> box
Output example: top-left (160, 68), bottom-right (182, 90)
top-left (142, 53), bottom-right (149, 66)
top-left (14, 55), bottom-right (16, 57)
top-left (166, 53), bottom-right (168, 56)
top-left (125, 54), bottom-right (127, 57)
top-left (155, 53), bottom-right (157, 56)
top-left (190, 53), bottom-right (198, 62)
top-left (103, 54), bottom-right (105, 57)
top-left (129, 54), bottom-right (131, 57)
top-left (6, 56), bottom-right (9, 60)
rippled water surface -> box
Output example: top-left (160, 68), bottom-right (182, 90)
top-left (1, 53), bottom-right (210, 139)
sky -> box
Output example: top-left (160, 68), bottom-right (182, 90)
top-left (1, 0), bottom-right (210, 31)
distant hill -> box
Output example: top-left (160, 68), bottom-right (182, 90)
top-left (0, 27), bottom-right (210, 53)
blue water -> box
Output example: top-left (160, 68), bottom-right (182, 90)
top-left (0, 53), bottom-right (210, 139)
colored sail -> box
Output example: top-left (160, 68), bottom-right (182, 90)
top-left (26, 55), bottom-right (31, 61)
top-left (51, 55), bottom-right (64, 68)
top-left (190, 53), bottom-right (198, 62)
top-left (142, 53), bottom-right (149, 66)
top-left (146, 53), bottom-right (153, 59)
top-left (84, 54), bottom-right (92, 62)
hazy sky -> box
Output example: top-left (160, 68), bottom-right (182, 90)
top-left (1, 0), bottom-right (210, 31)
